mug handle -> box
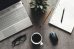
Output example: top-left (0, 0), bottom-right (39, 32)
top-left (40, 42), bottom-right (43, 45)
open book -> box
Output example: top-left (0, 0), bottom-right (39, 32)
top-left (49, 0), bottom-right (74, 33)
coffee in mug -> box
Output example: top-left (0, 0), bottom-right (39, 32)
top-left (31, 32), bottom-right (43, 45)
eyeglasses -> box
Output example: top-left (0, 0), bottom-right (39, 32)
top-left (12, 34), bottom-right (26, 47)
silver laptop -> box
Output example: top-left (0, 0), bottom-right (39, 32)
top-left (0, 1), bottom-right (32, 41)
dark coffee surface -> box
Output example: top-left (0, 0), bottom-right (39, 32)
top-left (0, 0), bottom-right (20, 11)
top-left (32, 34), bottom-right (41, 43)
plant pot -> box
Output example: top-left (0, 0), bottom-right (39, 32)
top-left (31, 8), bottom-right (45, 24)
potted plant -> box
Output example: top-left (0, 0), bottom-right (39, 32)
top-left (30, 0), bottom-right (48, 23)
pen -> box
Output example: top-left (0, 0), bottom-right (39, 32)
top-left (61, 8), bottom-right (65, 23)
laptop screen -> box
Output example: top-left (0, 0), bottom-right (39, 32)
top-left (0, 0), bottom-right (20, 11)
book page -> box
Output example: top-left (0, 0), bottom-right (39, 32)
top-left (49, 0), bottom-right (74, 33)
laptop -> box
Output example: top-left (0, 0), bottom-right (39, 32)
top-left (0, 1), bottom-right (32, 41)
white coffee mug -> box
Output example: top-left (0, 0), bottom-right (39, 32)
top-left (31, 32), bottom-right (43, 45)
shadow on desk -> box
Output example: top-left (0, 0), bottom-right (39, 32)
top-left (31, 44), bottom-right (41, 49)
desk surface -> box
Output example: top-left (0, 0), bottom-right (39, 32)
top-left (0, 0), bottom-right (74, 49)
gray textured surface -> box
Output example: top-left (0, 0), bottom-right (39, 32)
top-left (0, 0), bottom-right (74, 49)
top-left (0, 6), bottom-right (27, 31)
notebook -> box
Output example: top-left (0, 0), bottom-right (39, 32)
top-left (49, 0), bottom-right (74, 33)
top-left (0, 1), bottom-right (32, 41)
